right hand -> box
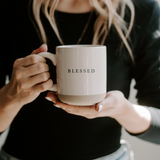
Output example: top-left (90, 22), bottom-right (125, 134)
top-left (5, 44), bottom-right (53, 107)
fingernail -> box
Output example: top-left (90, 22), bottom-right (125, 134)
top-left (45, 97), bottom-right (52, 101)
top-left (41, 44), bottom-right (48, 49)
top-left (54, 104), bottom-right (60, 108)
top-left (98, 105), bottom-right (103, 112)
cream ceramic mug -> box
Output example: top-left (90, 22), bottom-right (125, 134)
top-left (39, 45), bottom-right (106, 106)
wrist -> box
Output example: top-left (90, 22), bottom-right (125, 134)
top-left (114, 99), bottom-right (151, 134)
top-left (0, 85), bottom-right (23, 132)
top-left (0, 83), bottom-right (23, 110)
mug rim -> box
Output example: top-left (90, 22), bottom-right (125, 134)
top-left (56, 44), bottom-right (106, 49)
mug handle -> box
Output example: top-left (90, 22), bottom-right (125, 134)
top-left (38, 52), bottom-right (57, 92)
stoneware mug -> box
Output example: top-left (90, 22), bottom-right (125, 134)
top-left (39, 45), bottom-right (107, 106)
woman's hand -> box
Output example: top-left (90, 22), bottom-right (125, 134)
top-left (0, 44), bottom-right (54, 132)
top-left (46, 91), bottom-right (127, 119)
top-left (4, 44), bottom-right (53, 107)
top-left (46, 91), bottom-right (151, 134)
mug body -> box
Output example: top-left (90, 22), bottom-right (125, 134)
top-left (56, 45), bottom-right (106, 106)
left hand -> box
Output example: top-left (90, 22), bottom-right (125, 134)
top-left (45, 91), bottom-right (127, 119)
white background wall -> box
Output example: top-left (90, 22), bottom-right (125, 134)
top-left (0, 79), bottom-right (160, 159)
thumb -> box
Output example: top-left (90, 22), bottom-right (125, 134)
top-left (45, 92), bottom-right (59, 103)
top-left (95, 103), bottom-right (103, 112)
top-left (31, 44), bottom-right (48, 55)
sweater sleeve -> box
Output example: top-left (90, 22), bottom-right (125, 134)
top-left (136, 107), bottom-right (160, 144)
top-left (130, 0), bottom-right (160, 144)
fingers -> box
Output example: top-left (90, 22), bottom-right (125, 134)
top-left (20, 72), bottom-right (51, 89)
top-left (59, 103), bottom-right (96, 116)
top-left (45, 92), bottom-right (111, 119)
top-left (7, 44), bottom-right (53, 106)
top-left (14, 44), bottom-right (48, 68)
top-left (13, 56), bottom-right (49, 85)
top-left (32, 79), bottom-right (53, 93)
top-left (95, 93), bottom-right (109, 112)
top-left (16, 54), bottom-right (46, 67)
top-left (95, 104), bottom-right (103, 112)
top-left (45, 91), bottom-right (125, 119)
top-left (46, 92), bottom-right (59, 102)
top-left (95, 92), bottom-right (113, 111)
top-left (31, 44), bottom-right (48, 54)
top-left (95, 91), bottom-right (125, 118)
top-left (13, 44), bottom-right (50, 79)
top-left (24, 62), bottom-right (49, 77)
top-left (46, 93), bottom-right (98, 117)
top-left (97, 91), bottom-right (123, 109)
top-left (55, 101), bottom-right (96, 117)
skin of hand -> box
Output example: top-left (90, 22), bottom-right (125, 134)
top-left (46, 91), bottom-right (127, 119)
top-left (46, 91), bottom-right (151, 134)
top-left (3, 44), bottom-right (53, 108)
top-left (0, 44), bottom-right (53, 132)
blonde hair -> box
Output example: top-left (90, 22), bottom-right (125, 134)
top-left (31, 0), bottom-right (135, 61)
